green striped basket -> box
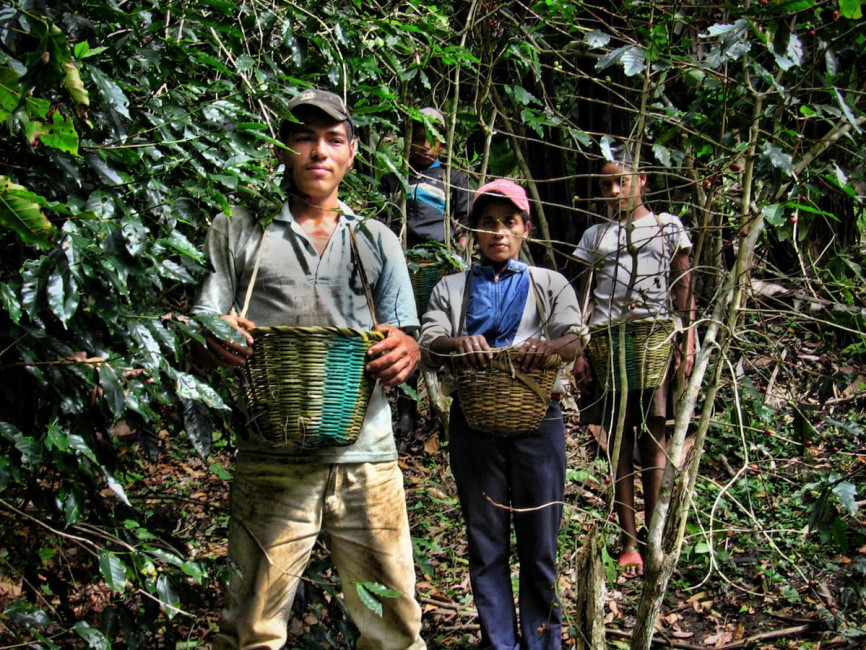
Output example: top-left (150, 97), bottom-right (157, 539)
top-left (409, 258), bottom-right (450, 316)
top-left (240, 326), bottom-right (385, 449)
top-left (585, 318), bottom-right (675, 391)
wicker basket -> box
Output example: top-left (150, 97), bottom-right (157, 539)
top-left (239, 326), bottom-right (385, 449)
top-left (451, 349), bottom-right (562, 435)
top-left (408, 258), bottom-right (450, 316)
top-left (585, 318), bottom-right (675, 391)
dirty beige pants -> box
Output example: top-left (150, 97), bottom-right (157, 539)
top-left (213, 459), bottom-right (425, 650)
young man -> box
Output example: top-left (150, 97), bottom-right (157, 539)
top-left (573, 144), bottom-right (695, 578)
top-left (419, 180), bottom-right (585, 650)
top-left (193, 89), bottom-right (426, 650)
top-left (379, 107), bottom-right (473, 434)
top-left (380, 107), bottom-right (472, 251)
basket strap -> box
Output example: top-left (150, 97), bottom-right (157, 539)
top-left (509, 362), bottom-right (551, 403)
top-left (527, 269), bottom-right (550, 340)
top-left (348, 222), bottom-right (378, 328)
top-left (239, 221), bottom-right (270, 320)
top-left (456, 270), bottom-right (472, 336)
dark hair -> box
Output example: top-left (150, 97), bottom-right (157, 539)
top-left (279, 105), bottom-right (355, 143)
top-left (600, 141), bottom-right (637, 172)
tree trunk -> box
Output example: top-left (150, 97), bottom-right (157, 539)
top-left (572, 523), bottom-right (607, 650)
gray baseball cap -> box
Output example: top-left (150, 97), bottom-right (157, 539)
top-left (284, 89), bottom-right (353, 126)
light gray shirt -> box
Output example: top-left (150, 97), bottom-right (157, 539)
top-left (418, 266), bottom-right (587, 368)
top-left (193, 201), bottom-right (419, 463)
top-left (573, 212), bottom-right (691, 326)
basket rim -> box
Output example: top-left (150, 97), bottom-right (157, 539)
top-left (251, 325), bottom-right (386, 338)
top-left (449, 346), bottom-right (563, 370)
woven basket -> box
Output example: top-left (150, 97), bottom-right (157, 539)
top-left (451, 349), bottom-right (562, 435)
top-left (585, 318), bottom-right (675, 391)
top-left (240, 326), bottom-right (385, 449)
top-left (408, 258), bottom-right (450, 316)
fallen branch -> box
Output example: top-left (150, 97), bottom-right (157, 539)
top-left (606, 622), bottom-right (817, 649)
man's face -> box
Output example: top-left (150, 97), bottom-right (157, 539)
top-left (599, 161), bottom-right (646, 217)
top-left (278, 113), bottom-right (355, 201)
top-left (474, 199), bottom-right (529, 267)
top-left (409, 124), bottom-right (443, 169)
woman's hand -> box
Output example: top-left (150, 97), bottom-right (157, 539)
top-left (514, 337), bottom-right (556, 371)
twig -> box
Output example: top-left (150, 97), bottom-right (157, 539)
top-left (606, 622), bottom-right (816, 649)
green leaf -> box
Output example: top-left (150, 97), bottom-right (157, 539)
top-left (839, 0), bottom-right (863, 18)
top-left (584, 30), bottom-right (610, 48)
top-left (355, 583), bottom-right (384, 616)
top-left (621, 46), bottom-right (645, 77)
top-left (181, 561), bottom-right (204, 583)
top-left (99, 363), bottom-right (125, 415)
top-left (67, 434), bottom-right (98, 463)
top-left (33, 111), bottom-right (80, 155)
top-left (99, 551), bottom-right (129, 592)
top-left (0, 66), bottom-right (23, 121)
top-left (63, 61), bottom-right (90, 109)
top-left (832, 480), bottom-right (858, 517)
top-left (61, 490), bottom-right (80, 525)
top-left (162, 230), bottom-right (205, 263)
top-left (181, 397), bottom-right (213, 457)
top-left (3, 600), bottom-right (52, 629)
top-left (0, 422), bottom-right (41, 466)
top-left (155, 575), bottom-right (180, 620)
top-left (210, 462), bottom-right (232, 480)
top-left (762, 203), bottom-right (786, 227)
top-left (103, 468), bottom-right (132, 506)
top-left (47, 264), bottom-right (79, 324)
top-left (0, 176), bottom-right (56, 249)
top-left (73, 621), bottom-right (110, 649)
top-left (90, 68), bottom-right (129, 119)
top-left (130, 321), bottom-right (161, 369)
top-left (0, 281), bottom-right (22, 324)
top-left (175, 372), bottom-right (230, 411)
top-left (45, 421), bottom-right (70, 452)
top-left (760, 142), bottom-right (793, 173)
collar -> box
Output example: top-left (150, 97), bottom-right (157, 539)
top-left (472, 258), bottom-right (528, 280)
top-left (272, 199), bottom-right (356, 224)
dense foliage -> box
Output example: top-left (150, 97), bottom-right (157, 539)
top-left (0, 0), bottom-right (863, 647)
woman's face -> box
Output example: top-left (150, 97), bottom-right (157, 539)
top-left (474, 199), bottom-right (529, 269)
top-left (599, 161), bottom-right (646, 217)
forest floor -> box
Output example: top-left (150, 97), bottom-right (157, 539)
top-left (2, 363), bottom-right (865, 648)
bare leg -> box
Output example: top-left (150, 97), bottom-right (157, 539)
top-left (612, 426), bottom-right (643, 577)
top-left (639, 418), bottom-right (669, 533)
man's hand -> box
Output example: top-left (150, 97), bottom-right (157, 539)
top-left (204, 314), bottom-right (257, 368)
top-left (365, 323), bottom-right (420, 387)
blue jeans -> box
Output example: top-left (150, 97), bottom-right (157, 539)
top-left (449, 401), bottom-right (565, 650)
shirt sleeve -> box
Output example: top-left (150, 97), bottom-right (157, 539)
top-left (666, 214), bottom-right (692, 254)
top-left (362, 220), bottom-right (420, 330)
top-left (192, 208), bottom-right (256, 317)
top-left (572, 225), bottom-right (600, 266)
top-left (537, 269), bottom-right (589, 344)
top-left (418, 273), bottom-right (463, 367)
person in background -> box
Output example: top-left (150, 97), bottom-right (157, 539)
top-left (420, 179), bottom-right (585, 649)
top-left (380, 107), bottom-right (472, 435)
top-left (573, 142), bottom-right (695, 578)
top-left (193, 88), bottom-right (426, 649)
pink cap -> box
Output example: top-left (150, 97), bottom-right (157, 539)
top-left (471, 179), bottom-right (530, 223)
